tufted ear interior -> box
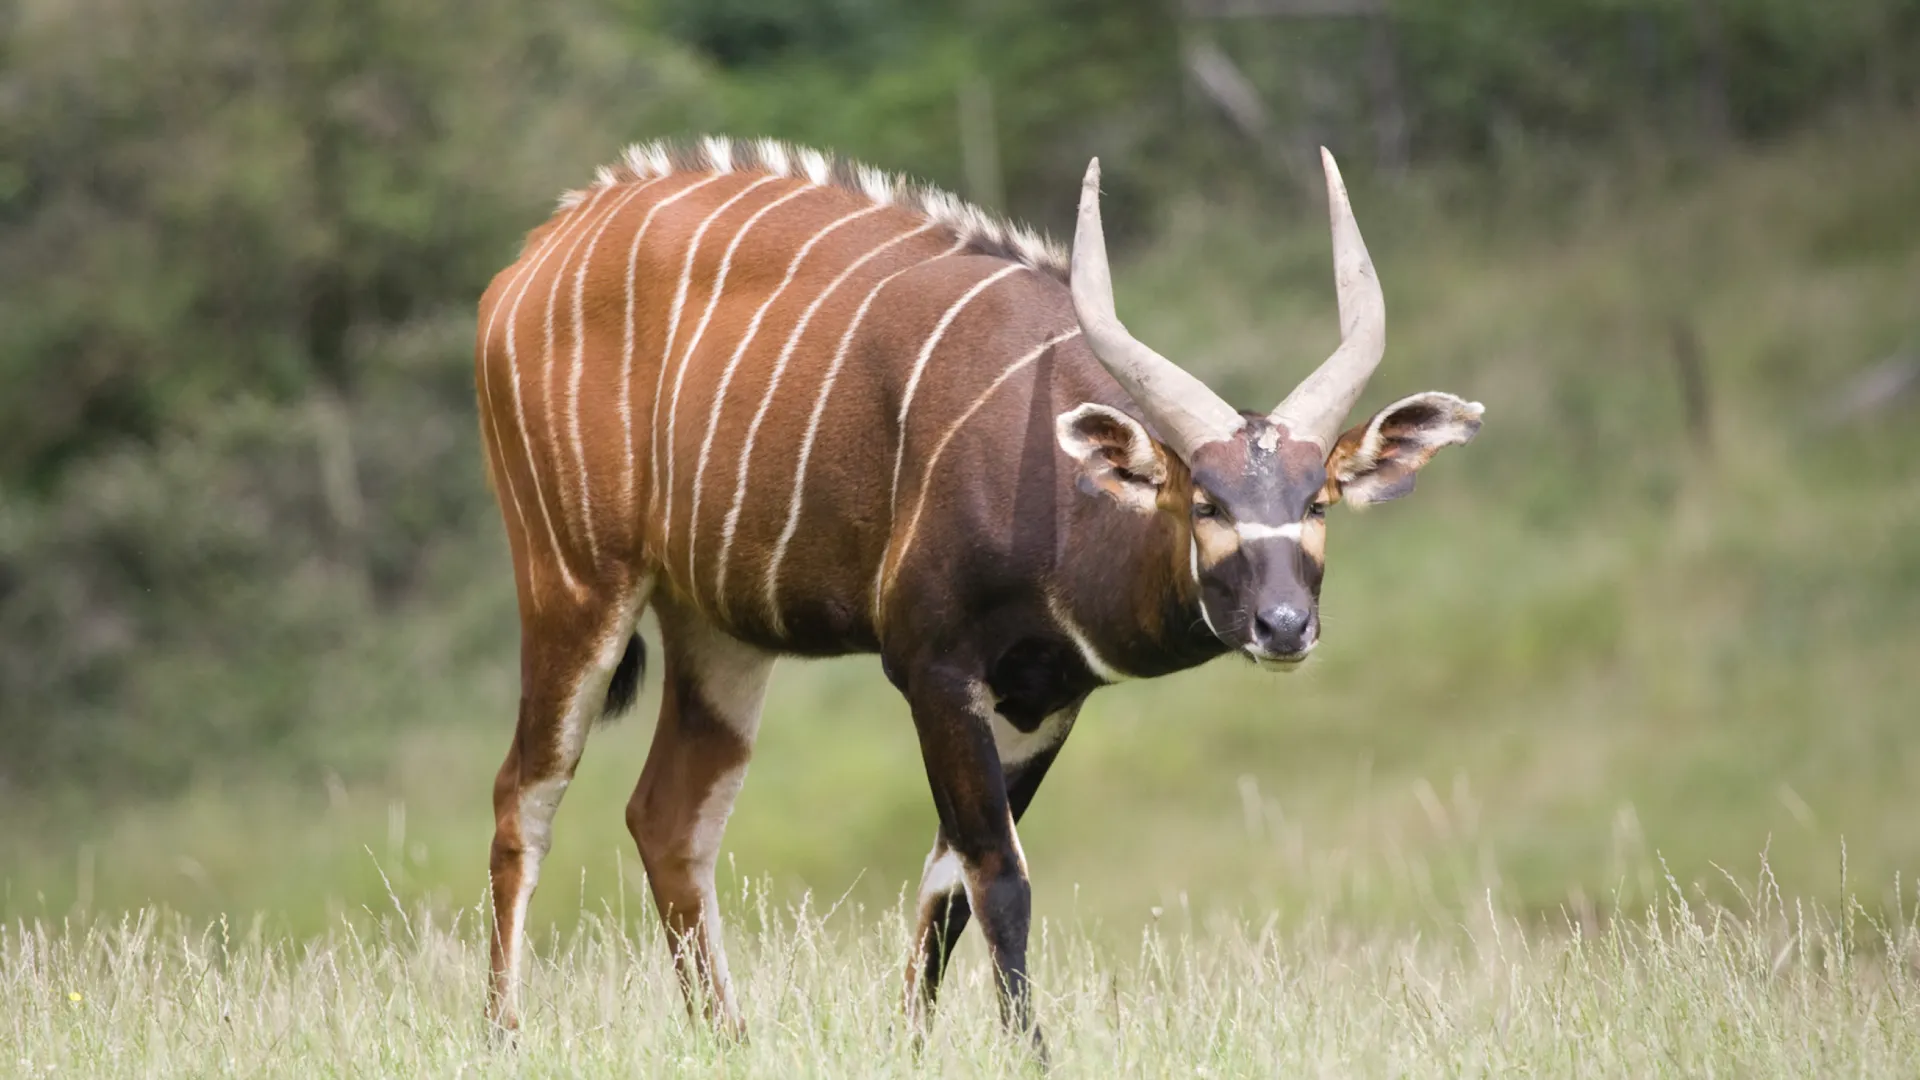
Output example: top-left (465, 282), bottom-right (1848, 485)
top-left (1326, 392), bottom-right (1484, 508)
top-left (1055, 403), bottom-right (1168, 513)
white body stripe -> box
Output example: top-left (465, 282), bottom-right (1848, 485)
top-left (875, 327), bottom-right (1081, 618)
top-left (657, 175), bottom-right (787, 585)
top-left (540, 197), bottom-right (611, 548)
top-left (500, 188), bottom-right (616, 596)
top-left (681, 190), bottom-right (868, 593)
top-left (648, 176), bottom-right (757, 518)
top-left (544, 191), bottom-right (637, 557)
top-left (664, 182), bottom-right (823, 583)
top-left (739, 229), bottom-right (961, 625)
top-left (566, 180), bottom-right (660, 566)
top-left (619, 174), bottom-right (728, 542)
top-left (1237, 520), bottom-right (1304, 542)
top-left (885, 263), bottom-right (1027, 514)
top-left (476, 212), bottom-right (573, 589)
top-left (1046, 590), bottom-right (1132, 682)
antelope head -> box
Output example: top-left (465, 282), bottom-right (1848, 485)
top-left (1058, 150), bottom-right (1484, 666)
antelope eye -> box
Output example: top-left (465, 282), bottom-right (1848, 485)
top-left (1193, 501), bottom-right (1220, 520)
top-left (1305, 502), bottom-right (1327, 518)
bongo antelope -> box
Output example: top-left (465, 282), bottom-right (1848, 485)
top-left (472, 136), bottom-right (1482, 1048)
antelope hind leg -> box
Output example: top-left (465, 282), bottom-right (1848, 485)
top-left (625, 597), bottom-right (774, 1037)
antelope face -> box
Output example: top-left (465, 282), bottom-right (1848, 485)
top-left (1059, 395), bottom-right (1483, 666)
top-left (1184, 420), bottom-right (1329, 664)
top-left (1198, 397), bottom-right (1486, 663)
top-left (1064, 150), bottom-right (1483, 668)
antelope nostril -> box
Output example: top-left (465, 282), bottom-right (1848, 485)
top-left (1254, 605), bottom-right (1311, 650)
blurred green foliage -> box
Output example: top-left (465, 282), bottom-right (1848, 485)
top-left (0, 0), bottom-right (1915, 803)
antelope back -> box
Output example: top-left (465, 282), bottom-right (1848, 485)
top-left (475, 138), bottom-right (1076, 650)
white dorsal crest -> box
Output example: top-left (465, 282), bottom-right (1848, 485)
top-left (559, 136), bottom-right (1068, 280)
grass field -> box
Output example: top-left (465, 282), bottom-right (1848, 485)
top-left (3, 113), bottom-right (1918, 1074)
top-left (8, 864), bottom-right (1920, 1078)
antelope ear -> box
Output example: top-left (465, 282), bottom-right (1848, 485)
top-left (1327, 392), bottom-right (1484, 508)
top-left (1056, 403), bottom-right (1168, 513)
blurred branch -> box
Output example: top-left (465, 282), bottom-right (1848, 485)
top-left (1182, 38), bottom-right (1304, 187)
top-left (1183, 38), bottom-right (1272, 141)
top-left (1184, 0), bottom-right (1408, 180)
top-left (1669, 319), bottom-right (1714, 458)
top-left (1185, 0), bottom-right (1382, 16)
top-left (1814, 352), bottom-right (1920, 429)
top-left (310, 390), bottom-right (367, 577)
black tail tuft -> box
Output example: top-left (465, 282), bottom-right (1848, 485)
top-left (600, 634), bottom-right (646, 722)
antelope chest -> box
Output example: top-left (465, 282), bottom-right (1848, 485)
top-left (977, 635), bottom-right (1098, 768)
top-left (987, 706), bottom-right (1075, 769)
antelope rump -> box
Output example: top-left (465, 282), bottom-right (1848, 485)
top-left (472, 136), bottom-right (1483, 1048)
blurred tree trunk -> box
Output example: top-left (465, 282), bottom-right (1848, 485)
top-left (957, 72), bottom-right (1004, 211)
top-left (1365, 12), bottom-right (1407, 177)
top-left (1690, 0), bottom-right (1731, 146)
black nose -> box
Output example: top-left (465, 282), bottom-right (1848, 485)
top-left (1252, 604), bottom-right (1313, 655)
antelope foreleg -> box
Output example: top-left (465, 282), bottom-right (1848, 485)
top-left (901, 665), bottom-right (1047, 1062)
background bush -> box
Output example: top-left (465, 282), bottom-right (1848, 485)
top-left (0, 0), bottom-right (1914, 801)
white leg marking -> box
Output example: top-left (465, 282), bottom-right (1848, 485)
top-left (566, 179), bottom-right (665, 568)
top-left (918, 846), bottom-right (965, 904)
top-left (501, 188), bottom-right (618, 596)
top-left (756, 234), bottom-right (968, 630)
top-left (502, 870), bottom-right (537, 1015)
top-left (685, 754), bottom-right (759, 1019)
top-left (672, 623), bottom-right (776, 1014)
top-left (545, 190), bottom-right (639, 555)
top-left (1045, 589), bottom-right (1133, 682)
top-left (885, 264), bottom-right (1027, 516)
top-left (1006, 805), bottom-right (1029, 877)
top-left (686, 202), bottom-right (886, 599)
top-left (619, 174), bottom-right (729, 547)
top-left (875, 327), bottom-right (1082, 619)
top-left (654, 175), bottom-right (786, 575)
top-left (500, 606), bottom-right (636, 1014)
top-left (908, 834), bottom-right (969, 1022)
top-left (678, 617), bottom-right (779, 732)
